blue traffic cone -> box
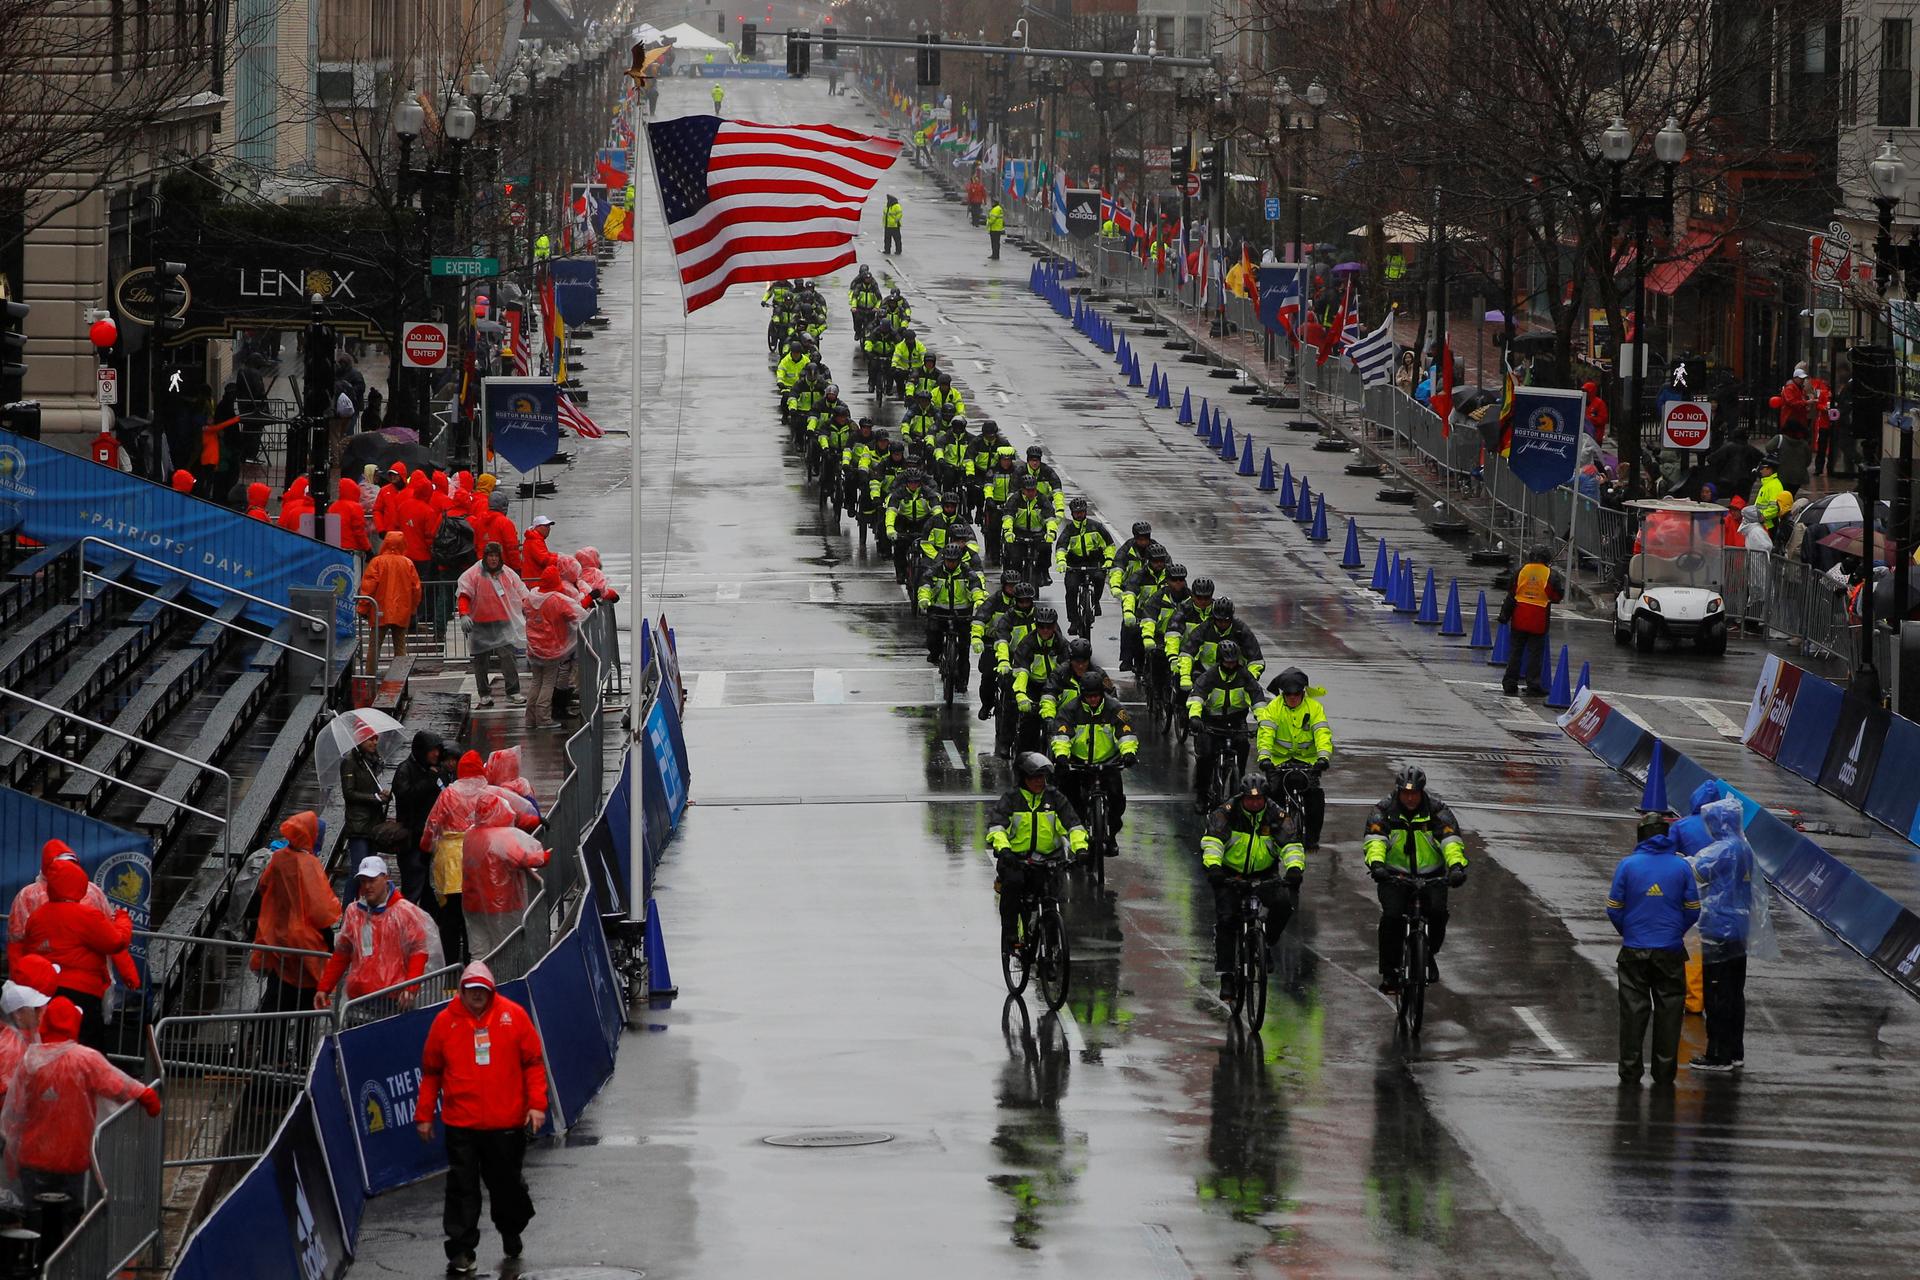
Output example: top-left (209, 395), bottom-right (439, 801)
top-left (1467, 591), bottom-right (1493, 648)
top-left (1545, 646), bottom-right (1573, 710)
top-left (1177, 387), bottom-right (1193, 425)
top-left (1127, 352), bottom-right (1143, 388)
top-left (1197, 399), bottom-right (1213, 439)
top-left (1072, 297), bottom-right (1083, 328)
top-left (1218, 421), bottom-right (1238, 461)
top-left (1438, 579), bottom-right (1464, 636)
top-left (1640, 740), bottom-right (1670, 814)
top-left (1308, 494), bottom-right (1330, 542)
top-left (1117, 333), bottom-right (1130, 366)
top-left (1278, 464), bottom-right (1296, 513)
top-left (1488, 622), bottom-right (1510, 666)
top-left (1394, 558), bottom-right (1417, 612)
top-left (1577, 660), bottom-right (1591, 694)
top-left (1257, 448), bottom-right (1278, 491)
top-left (1156, 374), bottom-right (1172, 409)
top-left (1341, 517), bottom-right (1363, 569)
top-left (1372, 543), bottom-right (1393, 593)
top-left (643, 898), bottom-right (677, 999)
top-left (1237, 435), bottom-right (1256, 476)
top-left (1415, 568), bottom-right (1440, 623)
top-left (1295, 477), bottom-right (1315, 524)
top-left (1149, 365), bottom-right (1162, 398)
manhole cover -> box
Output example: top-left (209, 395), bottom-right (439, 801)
top-left (763, 1130), bottom-right (894, 1149)
top-left (518, 1270), bottom-right (647, 1279)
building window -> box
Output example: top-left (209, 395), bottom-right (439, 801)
top-left (1182, 16), bottom-right (1204, 57)
top-left (1845, 17), bottom-right (1861, 124)
top-left (1154, 16), bottom-right (1173, 55)
top-left (1880, 18), bottom-right (1911, 128)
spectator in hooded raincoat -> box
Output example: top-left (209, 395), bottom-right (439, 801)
top-left (251, 811), bottom-right (343, 1014)
top-left (329, 477), bottom-right (373, 565)
top-left (16, 860), bottom-right (137, 1051)
top-left (0, 979), bottom-right (48, 1109)
top-left (359, 532), bottom-right (422, 666)
top-left (423, 750), bottom-right (496, 963)
top-left (457, 543), bottom-right (531, 709)
top-left (525, 565), bottom-right (589, 730)
top-left (461, 794), bottom-right (551, 962)
top-left (393, 731), bottom-right (452, 903)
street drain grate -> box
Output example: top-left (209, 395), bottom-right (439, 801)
top-left (762, 1130), bottom-right (894, 1149)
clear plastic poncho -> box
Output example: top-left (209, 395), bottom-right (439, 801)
top-left (1692, 797), bottom-right (1779, 962)
top-left (461, 795), bottom-right (549, 917)
top-left (1, 1040), bottom-right (146, 1178)
top-left (335, 892), bottom-right (445, 999)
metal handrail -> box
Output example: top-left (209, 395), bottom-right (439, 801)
top-left (134, 928), bottom-right (332, 962)
top-left (80, 576), bottom-right (317, 660)
top-left (355, 593), bottom-right (381, 677)
top-left (0, 686), bottom-right (234, 866)
top-left (76, 535), bottom-right (337, 677)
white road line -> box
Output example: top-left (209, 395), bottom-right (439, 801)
top-left (1020, 421), bottom-right (1037, 439)
top-left (808, 580), bottom-right (837, 603)
top-left (813, 667), bottom-right (846, 703)
top-left (941, 739), bottom-right (964, 769)
top-left (993, 390), bottom-right (1011, 405)
top-left (971, 359), bottom-right (989, 372)
top-left (1684, 698), bottom-right (1745, 738)
top-left (1514, 1006), bottom-right (1575, 1060)
top-left (688, 671), bottom-right (727, 709)
top-left (715, 581), bottom-right (742, 600)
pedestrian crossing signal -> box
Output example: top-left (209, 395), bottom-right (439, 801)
top-left (786, 28), bottom-right (810, 76)
top-left (916, 32), bottom-right (940, 86)
top-left (742, 22), bottom-right (757, 56)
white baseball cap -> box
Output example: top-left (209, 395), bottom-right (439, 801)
top-left (2, 982), bottom-right (49, 1015)
top-left (531, 515), bottom-right (555, 529)
top-left (356, 855), bottom-right (390, 880)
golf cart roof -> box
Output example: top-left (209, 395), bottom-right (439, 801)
top-left (1625, 498), bottom-right (1726, 515)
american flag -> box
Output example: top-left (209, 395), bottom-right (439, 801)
top-left (557, 390), bottom-right (604, 439)
top-left (646, 116), bottom-right (901, 313)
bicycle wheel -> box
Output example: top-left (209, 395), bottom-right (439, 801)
top-left (1001, 912), bottom-right (1032, 995)
top-left (1240, 917), bottom-right (1268, 1032)
top-left (1398, 924), bottom-right (1427, 1037)
top-left (1086, 789), bottom-right (1108, 884)
top-left (941, 655), bottom-right (957, 708)
top-left (1035, 907), bottom-right (1071, 1013)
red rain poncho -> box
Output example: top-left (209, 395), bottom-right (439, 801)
top-left (16, 861), bottom-right (135, 998)
top-left (9, 840), bottom-right (113, 951)
top-left (2, 1000), bottom-right (155, 1177)
top-left (316, 887), bottom-right (437, 1000)
top-left (575, 546), bottom-right (609, 594)
top-left (524, 568), bottom-right (588, 662)
top-left (462, 794), bottom-right (550, 917)
top-left (328, 478), bottom-right (371, 552)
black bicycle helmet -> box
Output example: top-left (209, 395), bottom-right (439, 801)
top-left (1026, 445), bottom-right (1044, 460)
top-left (1166, 562), bottom-right (1187, 579)
top-left (950, 416), bottom-right (969, 431)
top-left (1191, 577), bottom-right (1215, 596)
top-left (1014, 582), bottom-right (1037, 604)
top-left (1019, 474), bottom-right (1039, 489)
top-left (1394, 765), bottom-right (1427, 793)
top-left (1146, 541), bottom-right (1168, 561)
top-left (1132, 520), bottom-right (1152, 539)
top-left (1068, 496), bottom-right (1088, 515)
top-left (1016, 751), bottom-right (1054, 779)
top-left (1217, 640), bottom-right (1242, 665)
top-left (951, 523), bottom-right (976, 541)
top-left (939, 491), bottom-right (960, 509)
top-left (941, 541), bottom-right (964, 562)
top-left (1239, 772), bottom-right (1268, 798)
top-left (1213, 598), bottom-right (1236, 621)
top-left (1078, 672), bottom-right (1107, 697)
top-left (1273, 666), bottom-right (1308, 695)
top-left (937, 372), bottom-right (952, 386)
top-left (1001, 570), bottom-right (1022, 587)
top-left (1067, 637), bottom-right (1093, 661)
top-left (902, 467), bottom-right (924, 484)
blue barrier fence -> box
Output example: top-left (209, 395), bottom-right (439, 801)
top-left (1560, 685), bottom-right (1920, 1000)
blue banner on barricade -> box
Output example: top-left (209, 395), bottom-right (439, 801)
top-left (643, 692), bottom-right (689, 830)
top-left (576, 883), bottom-right (626, 1056)
top-left (585, 751), bottom-right (635, 916)
top-left (1867, 715), bottom-right (1920, 840)
top-left (526, 910), bottom-right (616, 1126)
top-left (0, 428), bottom-right (357, 636)
top-left (1773, 670), bottom-right (1843, 783)
top-left (172, 1092), bottom-right (352, 1280)
top-left (335, 999), bottom-right (446, 1193)
top-left (0, 787), bottom-right (152, 967)
top-left (309, 1034), bottom-right (366, 1244)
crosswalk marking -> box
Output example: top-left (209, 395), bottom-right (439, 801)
top-left (688, 671), bottom-right (727, 709)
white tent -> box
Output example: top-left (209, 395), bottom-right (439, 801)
top-left (658, 22), bottom-right (733, 54)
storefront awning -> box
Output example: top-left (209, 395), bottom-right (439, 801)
top-left (1645, 230), bottom-right (1719, 296)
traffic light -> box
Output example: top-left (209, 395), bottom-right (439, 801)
top-left (0, 301), bottom-right (27, 388)
top-left (915, 33), bottom-right (940, 87)
top-left (765, 3), bottom-right (773, 21)
top-left (153, 261), bottom-right (187, 336)
top-left (1169, 144), bottom-right (1189, 177)
top-left (742, 22), bottom-right (757, 55)
top-left (821, 22), bottom-right (836, 62)
top-left (786, 28), bottom-right (809, 76)
top-left (717, 11), bottom-right (725, 33)
top-left (1198, 145), bottom-right (1218, 187)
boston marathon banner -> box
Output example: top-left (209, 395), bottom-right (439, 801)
top-left (482, 377), bottom-right (561, 475)
top-left (0, 429), bottom-right (356, 636)
top-left (1503, 386), bottom-right (1586, 493)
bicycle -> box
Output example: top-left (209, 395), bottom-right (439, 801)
top-left (1194, 725), bottom-right (1251, 813)
top-left (1065, 567), bottom-right (1099, 638)
top-left (1221, 876), bottom-right (1271, 1031)
top-left (1007, 536), bottom-right (1048, 592)
top-left (1381, 867), bottom-right (1438, 1038)
top-left (1000, 857), bottom-right (1071, 1011)
top-left (931, 610), bottom-right (968, 707)
top-left (1063, 761), bottom-right (1124, 885)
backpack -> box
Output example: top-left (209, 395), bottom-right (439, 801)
top-left (432, 514), bottom-right (475, 569)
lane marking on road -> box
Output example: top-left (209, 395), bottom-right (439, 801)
top-left (715, 581), bottom-right (742, 600)
top-left (1020, 421), bottom-right (1037, 439)
top-left (1057, 1006), bottom-right (1087, 1054)
top-left (813, 668), bottom-right (846, 704)
top-left (972, 359), bottom-right (989, 372)
top-left (1683, 697), bottom-right (1746, 738)
top-left (1514, 1006), bottom-right (1575, 1060)
top-left (994, 390), bottom-right (1011, 405)
top-left (941, 739), bottom-right (965, 769)
top-left (809, 580), bottom-right (837, 603)
top-left (687, 671), bottom-right (727, 709)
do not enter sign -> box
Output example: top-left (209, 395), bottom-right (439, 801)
top-left (1185, 172), bottom-right (1202, 199)
top-left (401, 321), bottom-right (449, 370)
top-left (1661, 399), bottom-right (1713, 451)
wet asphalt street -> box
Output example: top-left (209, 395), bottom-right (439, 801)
top-left (353, 72), bottom-right (1920, 1279)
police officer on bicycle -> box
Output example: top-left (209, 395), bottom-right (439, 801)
top-left (1363, 766), bottom-right (1468, 994)
top-left (1257, 667), bottom-right (1334, 848)
top-left (988, 754), bottom-right (1088, 940)
top-left (1186, 640), bottom-right (1264, 813)
top-left (1202, 773), bottom-right (1304, 999)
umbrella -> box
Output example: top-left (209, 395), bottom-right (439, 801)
top-left (312, 707), bottom-right (407, 801)
top-left (1867, 565), bottom-right (1920, 621)
top-left (1817, 526), bottom-right (1896, 564)
top-left (340, 430), bottom-right (440, 479)
top-left (1793, 492), bottom-right (1890, 572)
top-left (1484, 309), bottom-right (1506, 324)
top-left (1331, 261), bottom-right (1366, 274)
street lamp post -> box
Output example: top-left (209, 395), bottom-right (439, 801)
top-left (1599, 113), bottom-right (1687, 500)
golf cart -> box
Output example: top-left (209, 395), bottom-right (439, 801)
top-left (1613, 498), bottom-right (1729, 655)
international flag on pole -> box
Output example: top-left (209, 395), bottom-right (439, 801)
top-left (1345, 311), bottom-right (1397, 387)
top-left (645, 116), bottom-right (902, 313)
top-left (1496, 361), bottom-right (1517, 455)
top-left (1275, 268), bottom-right (1303, 341)
top-left (1432, 342), bottom-right (1456, 437)
top-left (557, 390), bottom-right (605, 439)
top-left (1338, 292), bottom-right (1364, 351)
top-left (1313, 280), bottom-right (1348, 364)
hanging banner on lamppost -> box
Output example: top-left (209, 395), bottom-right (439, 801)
top-left (548, 258), bottom-right (600, 328)
top-left (482, 377), bottom-right (560, 474)
top-left (1064, 188), bottom-right (1100, 241)
top-left (1505, 385), bottom-right (1587, 493)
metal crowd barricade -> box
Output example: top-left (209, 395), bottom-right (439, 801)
top-left (335, 963), bottom-right (461, 1029)
top-left (41, 1046), bottom-right (163, 1280)
top-left (153, 1010), bottom-right (331, 1170)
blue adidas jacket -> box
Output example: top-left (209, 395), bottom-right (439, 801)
top-left (1606, 834), bottom-right (1700, 950)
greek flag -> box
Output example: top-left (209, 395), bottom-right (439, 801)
top-left (1346, 312), bottom-right (1397, 387)
top-left (1052, 169), bottom-right (1068, 236)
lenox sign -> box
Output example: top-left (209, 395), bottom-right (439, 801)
top-left (236, 267), bottom-right (359, 300)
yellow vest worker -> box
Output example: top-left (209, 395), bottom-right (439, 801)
top-left (1256, 666), bottom-right (1334, 847)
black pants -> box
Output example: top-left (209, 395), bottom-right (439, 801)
top-left (1617, 946), bottom-right (1686, 1083)
top-left (1192, 729), bottom-right (1249, 804)
top-left (884, 226), bottom-right (902, 255)
top-left (436, 893), bottom-right (469, 965)
top-left (990, 231), bottom-right (1002, 259)
top-left (259, 971), bottom-right (317, 1015)
top-left (1703, 953), bottom-right (1747, 1063)
top-left (1211, 876), bottom-right (1295, 971)
top-left (1376, 880), bottom-right (1449, 977)
top-left (1063, 566), bottom-right (1103, 631)
top-left (996, 855), bottom-right (1061, 931)
top-left (399, 846), bottom-right (432, 905)
top-left (58, 988), bottom-right (109, 1052)
top-left (443, 1126), bottom-right (534, 1260)
top-left (1503, 628), bottom-right (1549, 692)
top-left (1060, 766), bottom-right (1126, 832)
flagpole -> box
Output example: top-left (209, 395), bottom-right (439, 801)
top-left (628, 65), bottom-right (647, 928)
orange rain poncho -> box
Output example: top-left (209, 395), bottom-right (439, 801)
top-left (358, 533), bottom-right (423, 630)
top-left (250, 812), bottom-right (342, 989)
